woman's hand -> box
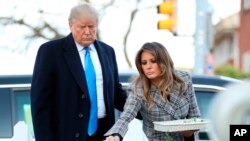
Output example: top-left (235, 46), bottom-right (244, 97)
top-left (181, 130), bottom-right (196, 137)
top-left (105, 135), bottom-right (120, 141)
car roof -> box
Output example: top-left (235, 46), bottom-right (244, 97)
top-left (191, 74), bottom-right (241, 87)
top-left (0, 75), bottom-right (32, 84)
top-left (0, 73), bottom-right (240, 87)
top-left (118, 70), bottom-right (241, 86)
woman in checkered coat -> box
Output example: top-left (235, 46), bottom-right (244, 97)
top-left (104, 42), bottom-right (201, 141)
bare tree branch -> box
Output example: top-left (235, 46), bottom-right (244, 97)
top-left (123, 0), bottom-right (141, 68)
top-left (0, 0), bottom-right (151, 68)
top-left (0, 15), bottom-right (64, 42)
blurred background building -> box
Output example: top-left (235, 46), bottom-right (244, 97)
top-left (239, 0), bottom-right (250, 73)
top-left (212, 0), bottom-right (250, 78)
top-left (213, 13), bottom-right (239, 70)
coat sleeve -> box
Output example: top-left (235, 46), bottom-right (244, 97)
top-left (104, 91), bottom-right (142, 138)
top-left (30, 44), bottom-right (56, 141)
top-left (185, 73), bottom-right (201, 118)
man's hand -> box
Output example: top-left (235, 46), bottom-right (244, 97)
top-left (105, 135), bottom-right (120, 141)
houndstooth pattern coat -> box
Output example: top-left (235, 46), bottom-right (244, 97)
top-left (105, 70), bottom-right (201, 141)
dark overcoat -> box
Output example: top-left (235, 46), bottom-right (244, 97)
top-left (31, 34), bottom-right (127, 141)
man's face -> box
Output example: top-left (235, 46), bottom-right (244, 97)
top-left (70, 18), bottom-right (97, 47)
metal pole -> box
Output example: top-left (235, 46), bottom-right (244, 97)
top-left (194, 0), bottom-right (212, 74)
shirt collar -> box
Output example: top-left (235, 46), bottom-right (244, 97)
top-left (75, 42), bottom-right (95, 52)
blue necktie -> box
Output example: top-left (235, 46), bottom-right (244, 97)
top-left (84, 47), bottom-right (97, 136)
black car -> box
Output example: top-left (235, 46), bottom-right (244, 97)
top-left (0, 72), bottom-right (240, 141)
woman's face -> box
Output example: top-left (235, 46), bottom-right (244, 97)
top-left (141, 51), bottom-right (161, 85)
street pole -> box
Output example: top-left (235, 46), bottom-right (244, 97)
top-left (194, 0), bottom-right (212, 74)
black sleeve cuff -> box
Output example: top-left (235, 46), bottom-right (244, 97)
top-left (111, 133), bottom-right (123, 141)
top-left (184, 134), bottom-right (195, 141)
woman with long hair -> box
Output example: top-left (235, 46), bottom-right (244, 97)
top-left (105, 42), bottom-right (200, 141)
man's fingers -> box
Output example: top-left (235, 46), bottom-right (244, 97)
top-left (114, 136), bottom-right (120, 141)
top-left (105, 136), bottom-right (120, 141)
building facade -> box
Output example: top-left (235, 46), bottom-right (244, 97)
top-left (213, 0), bottom-right (250, 73)
top-left (239, 0), bottom-right (250, 72)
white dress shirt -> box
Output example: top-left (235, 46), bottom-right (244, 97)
top-left (76, 42), bottom-right (106, 118)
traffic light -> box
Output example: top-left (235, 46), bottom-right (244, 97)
top-left (157, 0), bottom-right (176, 32)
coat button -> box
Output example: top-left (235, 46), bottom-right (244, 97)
top-left (78, 113), bottom-right (83, 118)
top-left (81, 94), bottom-right (85, 99)
top-left (75, 132), bottom-right (80, 138)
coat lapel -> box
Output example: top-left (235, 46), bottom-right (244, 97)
top-left (151, 87), bottom-right (179, 119)
top-left (63, 34), bottom-right (87, 93)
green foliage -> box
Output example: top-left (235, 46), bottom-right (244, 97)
top-left (166, 133), bottom-right (174, 141)
top-left (215, 65), bottom-right (250, 79)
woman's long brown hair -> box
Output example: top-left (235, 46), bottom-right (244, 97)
top-left (133, 42), bottom-right (186, 108)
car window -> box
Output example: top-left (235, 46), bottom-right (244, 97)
top-left (194, 90), bottom-right (218, 141)
top-left (195, 90), bottom-right (217, 118)
top-left (0, 89), bottom-right (12, 138)
top-left (13, 89), bottom-right (34, 137)
top-left (0, 86), bottom-right (33, 138)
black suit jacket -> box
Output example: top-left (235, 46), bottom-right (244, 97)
top-left (31, 34), bottom-right (127, 141)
